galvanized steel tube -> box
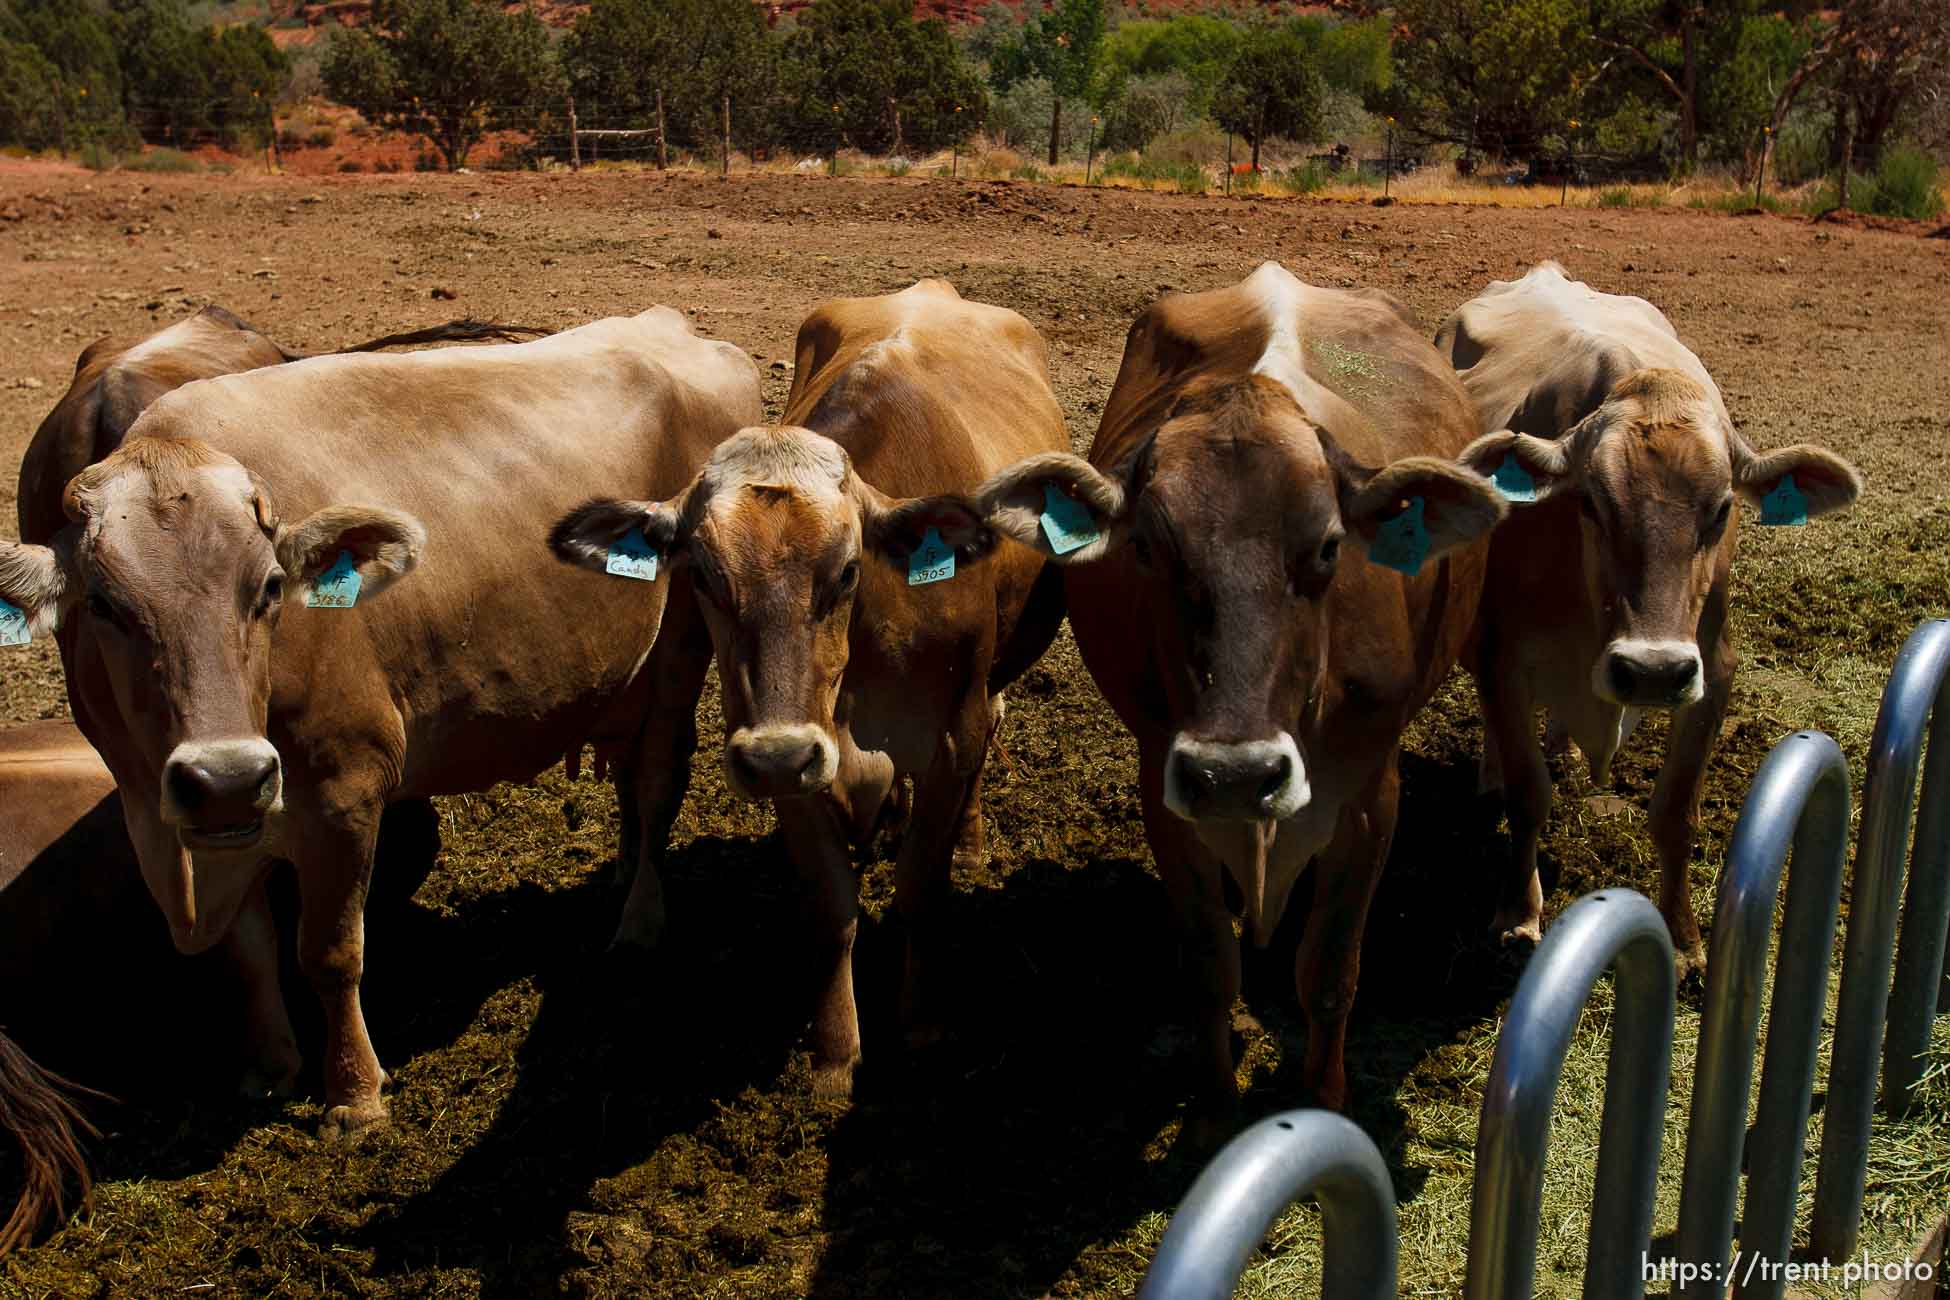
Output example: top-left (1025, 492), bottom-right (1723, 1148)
top-left (1138, 1109), bottom-right (1397, 1300)
top-left (1815, 620), bottom-right (1950, 1261)
top-left (1881, 621), bottom-right (1950, 1111)
top-left (1674, 732), bottom-right (1851, 1300)
top-left (1465, 890), bottom-right (1676, 1300)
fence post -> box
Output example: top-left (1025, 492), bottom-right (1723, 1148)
top-left (1385, 117), bottom-right (1395, 199)
top-left (1086, 115), bottom-right (1096, 186)
top-left (656, 88), bottom-right (667, 170)
top-left (1138, 1110), bottom-right (1396, 1300)
top-left (1674, 732), bottom-right (1851, 1300)
top-left (567, 95), bottom-right (579, 172)
top-left (1465, 890), bottom-right (1674, 1300)
top-left (1754, 125), bottom-right (1770, 207)
top-left (1814, 619), bottom-right (1950, 1260)
top-left (1225, 131), bottom-right (1233, 196)
top-left (721, 94), bottom-right (731, 178)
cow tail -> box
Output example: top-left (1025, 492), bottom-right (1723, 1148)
top-left (0, 1029), bottom-right (104, 1254)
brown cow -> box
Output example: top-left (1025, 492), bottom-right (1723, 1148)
top-left (968, 262), bottom-right (1507, 1120)
top-left (0, 311), bottom-right (760, 1135)
top-left (551, 280), bottom-right (1067, 1093)
top-left (1438, 262), bottom-right (1860, 971)
top-left (18, 304), bottom-right (541, 545)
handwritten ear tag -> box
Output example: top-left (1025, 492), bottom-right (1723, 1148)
top-left (1368, 497), bottom-right (1431, 575)
top-left (1039, 482), bottom-right (1102, 555)
top-left (605, 527), bottom-right (660, 581)
top-left (0, 597), bottom-right (30, 646)
top-left (305, 551), bottom-right (363, 609)
top-left (1491, 453), bottom-right (1537, 502)
top-left (1759, 474), bottom-right (1808, 526)
top-left (907, 526), bottom-right (955, 586)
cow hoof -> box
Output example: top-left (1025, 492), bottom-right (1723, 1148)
top-left (1495, 919), bottom-right (1543, 948)
top-left (810, 1059), bottom-right (858, 1100)
top-left (318, 1098), bottom-right (390, 1141)
top-left (1673, 945), bottom-right (1708, 984)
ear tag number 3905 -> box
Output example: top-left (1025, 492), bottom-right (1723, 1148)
top-left (1369, 496), bottom-right (1431, 576)
top-left (606, 527), bottom-right (660, 581)
top-left (908, 527), bottom-right (956, 586)
top-left (1039, 483), bottom-right (1101, 555)
top-left (1759, 474), bottom-right (1808, 527)
top-left (306, 551), bottom-right (363, 609)
top-left (0, 597), bottom-right (29, 646)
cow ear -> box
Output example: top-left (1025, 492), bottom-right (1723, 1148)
top-left (975, 451), bottom-right (1125, 565)
top-left (549, 498), bottom-right (686, 578)
top-left (862, 494), bottom-right (994, 571)
top-left (0, 538), bottom-right (76, 641)
top-left (1457, 430), bottom-right (1572, 506)
top-left (278, 506), bottom-right (427, 605)
top-left (1734, 444), bottom-right (1861, 524)
top-left (1343, 456), bottom-right (1508, 577)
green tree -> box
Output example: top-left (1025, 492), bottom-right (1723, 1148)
top-left (1382, 0), bottom-right (1598, 158)
top-left (780, 0), bottom-right (986, 155)
top-left (989, 0), bottom-right (1106, 165)
top-left (562, 0), bottom-right (774, 150)
top-left (1212, 25), bottom-right (1325, 169)
top-left (323, 0), bottom-right (558, 170)
top-left (0, 0), bottom-right (123, 150)
top-left (1291, 14), bottom-right (1392, 99)
top-left (1098, 15), bottom-right (1241, 122)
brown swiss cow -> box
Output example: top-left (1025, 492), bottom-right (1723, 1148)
top-left (0, 311), bottom-right (760, 1135)
top-left (968, 262), bottom-right (1508, 1119)
top-left (551, 280), bottom-right (1067, 1093)
top-left (1438, 263), bottom-right (1860, 971)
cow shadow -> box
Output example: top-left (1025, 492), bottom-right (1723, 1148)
top-left (802, 749), bottom-right (1523, 1299)
top-left (354, 829), bottom-right (817, 1293)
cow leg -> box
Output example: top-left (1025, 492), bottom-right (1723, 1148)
top-left (290, 800), bottom-right (387, 1139)
top-left (1479, 666), bottom-right (1548, 946)
top-left (1648, 619), bottom-right (1734, 979)
top-left (949, 694), bottom-right (1004, 873)
top-left (774, 798), bottom-right (861, 1096)
top-left (224, 870), bottom-right (300, 1098)
top-left (1139, 742), bottom-right (1240, 1127)
top-left (611, 604), bottom-right (713, 951)
top-left (893, 692), bottom-right (995, 1051)
top-left (1294, 760), bottom-right (1397, 1112)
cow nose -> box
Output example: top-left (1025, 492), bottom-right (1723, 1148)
top-left (1604, 642), bottom-right (1702, 705)
top-left (1163, 733), bottom-right (1311, 822)
top-left (725, 726), bottom-right (836, 798)
top-left (163, 741), bottom-right (280, 823)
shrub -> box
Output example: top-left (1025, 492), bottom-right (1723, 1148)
top-left (1867, 144), bottom-right (1945, 221)
top-left (1101, 154), bottom-right (1206, 192)
top-left (339, 159), bottom-right (364, 172)
top-left (126, 147), bottom-right (200, 172)
top-left (308, 126), bottom-right (337, 148)
top-left (1276, 160), bottom-right (1330, 194)
top-left (78, 139), bottom-right (119, 171)
top-left (1598, 186), bottom-right (1633, 207)
top-left (1010, 160), bottom-right (1044, 180)
top-left (883, 155), bottom-right (911, 176)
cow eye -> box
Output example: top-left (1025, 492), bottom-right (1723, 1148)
top-left (837, 560), bottom-right (859, 595)
top-left (1318, 535), bottom-right (1341, 568)
top-left (264, 573), bottom-right (286, 606)
top-left (87, 592), bottom-right (121, 627)
top-left (1132, 533), bottom-right (1154, 572)
top-left (1702, 497), bottom-right (1733, 546)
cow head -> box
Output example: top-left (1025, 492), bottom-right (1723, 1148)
top-left (0, 437), bottom-right (424, 949)
top-left (977, 375), bottom-right (1505, 823)
top-left (550, 426), bottom-right (994, 801)
top-left (1459, 369), bottom-right (1860, 709)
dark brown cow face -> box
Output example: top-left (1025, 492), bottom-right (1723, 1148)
top-left (1460, 369), bottom-right (1861, 709)
top-left (0, 438), bottom-right (424, 946)
top-left (978, 377), bottom-right (1505, 824)
top-left (550, 427), bottom-right (992, 801)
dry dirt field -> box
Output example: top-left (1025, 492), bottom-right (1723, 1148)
top-left (0, 160), bottom-right (1946, 1298)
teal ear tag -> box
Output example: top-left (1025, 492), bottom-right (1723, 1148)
top-left (1491, 453), bottom-right (1537, 502)
top-left (306, 550), bottom-right (363, 609)
top-left (908, 526), bottom-right (955, 586)
top-left (0, 597), bottom-right (29, 646)
top-left (605, 527), bottom-right (660, 581)
top-left (1759, 474), bottom-right (1808, 526)
top-left (1039, 482), bottom-right (1102, 555)
top-left (1369, 497), bottom-right (1431, 575)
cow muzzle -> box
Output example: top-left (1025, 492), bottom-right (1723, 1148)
top-left (1164, 732), bottom-right (1311, 822)
top-left (725, 725), bottom-right (840, 800)
top-left (1595, 639), bottom-right (1704, 709)
top-left (161, 739), bottom-right (283, 851)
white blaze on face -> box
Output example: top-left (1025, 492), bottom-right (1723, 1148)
top-left (1164, 731), bottom-right (1311, 823)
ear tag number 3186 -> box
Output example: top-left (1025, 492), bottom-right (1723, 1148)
top-left (908, 527), bottom-right (956, 586)
top-left (0, 597), bottom-right (29, 646)
top-left (306, 551), bottom-right (363, 609)
top-left (606, 527), bottom-right (660, 581)
top-left (1369, 497), bottom-right (1430, 576)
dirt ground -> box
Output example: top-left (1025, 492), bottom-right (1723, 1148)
top-left (0, 159), bottom-right (1946, 1298)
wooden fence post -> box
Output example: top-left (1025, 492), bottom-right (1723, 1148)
top-left (721, 94), bottom-right (731, 178)
top-left (568, 95), bottom-right (580, 171)
top-left (656, 88), bottom-right (668, 170)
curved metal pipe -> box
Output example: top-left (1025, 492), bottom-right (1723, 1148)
top-left (1881, 621), bottom-right (1950, 1107)
top-left (1815, 619), bottom-right (1950, 1261)
top-left (1138, 1110), bottom-right (1397, 1300)
top-left (1674, 731), bottom-right (1851, 1300)
top-left (1465, 889), bottom-right (1675, 1300)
